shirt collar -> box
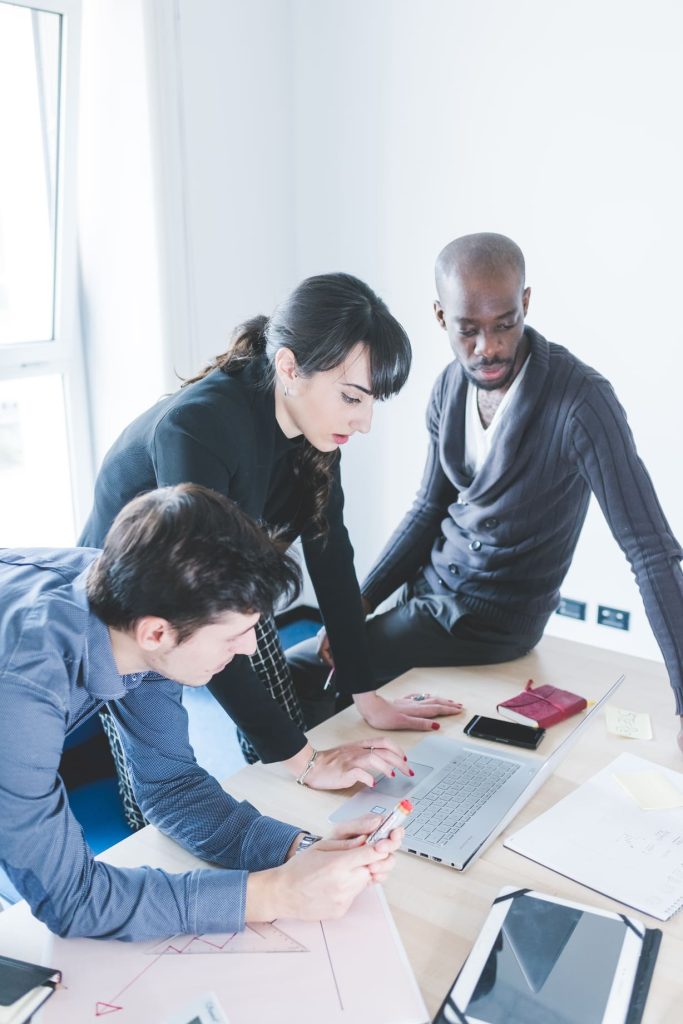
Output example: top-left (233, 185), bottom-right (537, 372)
top-left (73, 570), bottom-right (150, 701)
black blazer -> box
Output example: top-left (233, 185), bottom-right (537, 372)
top-left (79, 359), bottom-right (373, 761)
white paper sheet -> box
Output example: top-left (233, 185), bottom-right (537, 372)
top-left (505, 752), bottom-right (683, 921)
top-left (35, 885), bottom-right (427, 1024)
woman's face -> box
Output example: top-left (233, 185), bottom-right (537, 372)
top-left (275, 343), bottom-right (374, 452)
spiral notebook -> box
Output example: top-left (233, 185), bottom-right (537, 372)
top-left (504, 753), bottom-right (683, 921)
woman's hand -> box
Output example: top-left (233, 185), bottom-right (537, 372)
top-left (353, 690), bottom-right (463, 731)
top-left (285, 737), bottom-right (412, 790)
top-left (306, 736), bottom-right (414, 789)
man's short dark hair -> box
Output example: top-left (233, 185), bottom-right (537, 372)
top-left (86, 484), bottom-right (302, 642)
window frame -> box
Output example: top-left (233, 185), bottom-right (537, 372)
top-left (0, 0), bottom-right (92, 534)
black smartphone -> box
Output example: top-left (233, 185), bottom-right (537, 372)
top-left (463, 714), bottom-right (545, 750)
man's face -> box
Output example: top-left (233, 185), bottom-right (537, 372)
top-left (143, 609), bottom-right (260, 686)
top-left (434, 268), bottom-right (531, 392)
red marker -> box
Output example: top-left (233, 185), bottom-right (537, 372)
top-left (366, 799), bottom-right (413, 845)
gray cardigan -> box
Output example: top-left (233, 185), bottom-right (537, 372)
top-left (362, 327), bottom-right (683, 712)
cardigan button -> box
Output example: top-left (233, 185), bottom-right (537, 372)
top-left (484, 517), bottom-right (499, 529)
top-left (469, 540), bottom-right (482, 551)
top-left (448, 563), bottom-right (459, 575)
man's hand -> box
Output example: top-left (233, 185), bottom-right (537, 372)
top-left (245, 822), bottom-right (401, 922)
top-left (319, 813), bottom-right (403, 884)
top-left (315, 597), bottom-right (372, 668)
top-left (353, 690), bottom-right (463, 731)
top-left (285, 737), bottom-right (412, 790)
top-left (315, 627), bottom-right (334, 668)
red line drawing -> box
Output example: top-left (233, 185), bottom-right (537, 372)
top-left (146, 921), bottom-right (307, 956)
top-left (94, 923), bottom-right (307, 1015)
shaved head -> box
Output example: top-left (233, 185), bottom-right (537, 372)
top-left (435, 233), bottom-right (525, 299)
top-left (433, 233), bottom-right (531, 393)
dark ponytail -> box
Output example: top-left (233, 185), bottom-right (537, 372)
top-left (181, 315), bottom-right (269, 387)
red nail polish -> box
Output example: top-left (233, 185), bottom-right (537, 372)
top-left (431, 722), bottom-right (441, 730)
top-left (391, 770), bottom-right (396, 777)
top-left (403, 755), bottom-right (408, 761)
top-left (409, 768), bottom-right (415, 777)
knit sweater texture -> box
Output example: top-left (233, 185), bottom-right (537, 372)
top-left (362, 327), bottom-right (683, 712)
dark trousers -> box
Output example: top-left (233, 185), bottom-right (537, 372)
top-left (286, 573), bottom-right (543, 716)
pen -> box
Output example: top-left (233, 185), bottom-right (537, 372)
top-left (366, 799), bottom-right (413, 844)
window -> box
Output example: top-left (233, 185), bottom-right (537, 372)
top-left (0, 0), bottom-right (89, 546)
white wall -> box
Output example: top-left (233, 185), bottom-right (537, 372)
top-left (172, 0), bottom-right (296, 375)
top-left (82, 0), bottom-right (683, 664)
top-left (287, 0), bottom-right (683, 662)
top-left (78, 0), bottom-right (166, 470)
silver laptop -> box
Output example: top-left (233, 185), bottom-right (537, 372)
top-left (331, 674), bottom-right (624, 871)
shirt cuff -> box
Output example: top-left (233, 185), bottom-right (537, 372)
top-left (240, 816), bottom-right (301, 872)
top-left (189, 819), bottom-right (300, 934)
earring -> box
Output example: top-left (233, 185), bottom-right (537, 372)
top-left (283, 384), bottom-right (289, 397)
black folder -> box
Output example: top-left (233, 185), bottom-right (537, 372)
top-left (0, 954), bottom-right (61, 1024)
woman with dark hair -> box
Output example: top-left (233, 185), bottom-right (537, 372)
top-left (81, 272), bottom-right (460, 820)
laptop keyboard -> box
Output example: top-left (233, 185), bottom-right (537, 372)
top-left (404, 750), bottom-right (520, 847)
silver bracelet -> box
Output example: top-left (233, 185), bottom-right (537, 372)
top-left (295, 748), bottom-right (318, 786)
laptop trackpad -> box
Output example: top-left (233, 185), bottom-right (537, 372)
top-left (329, 761), bottom-right (433, 823)
top-left (374, 760), bottom-right (433, 797)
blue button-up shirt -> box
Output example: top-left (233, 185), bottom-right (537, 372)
top-left (0, 548), bottom-right (300, 941)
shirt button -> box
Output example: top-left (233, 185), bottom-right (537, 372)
top-left (469, 540), bottom-right (482, 551)
top-left (484, 517), bottom-right (498, 529)
top-left (448, 563), bottom-right (459, 575)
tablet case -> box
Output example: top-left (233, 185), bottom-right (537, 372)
top-left (432, 888), bottom-right (661, 1024)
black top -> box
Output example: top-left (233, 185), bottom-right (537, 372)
top-left (80, 358), bottom-right (373, 760)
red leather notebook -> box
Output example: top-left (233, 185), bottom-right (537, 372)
top-left (497, 679), bottom-right (587, 728)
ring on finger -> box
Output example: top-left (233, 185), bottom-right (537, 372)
top-left (412, 693), bottom-right (428, 702)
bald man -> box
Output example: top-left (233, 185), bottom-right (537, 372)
top-left (287, 233), bottom-right (683, 748)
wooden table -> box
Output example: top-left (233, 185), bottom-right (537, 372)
top-left (1, 635), bottom-right (682, 1021)
top-left (223, 635), bottom-right (683, 1023)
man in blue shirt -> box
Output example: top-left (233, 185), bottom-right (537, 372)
top-left (0, 484), bottom-right (400, 941)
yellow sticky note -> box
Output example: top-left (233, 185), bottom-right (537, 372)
top-left (605, 705), bottom-right (653, 740)
top-left (613, 770), bottom-right (683, 810)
